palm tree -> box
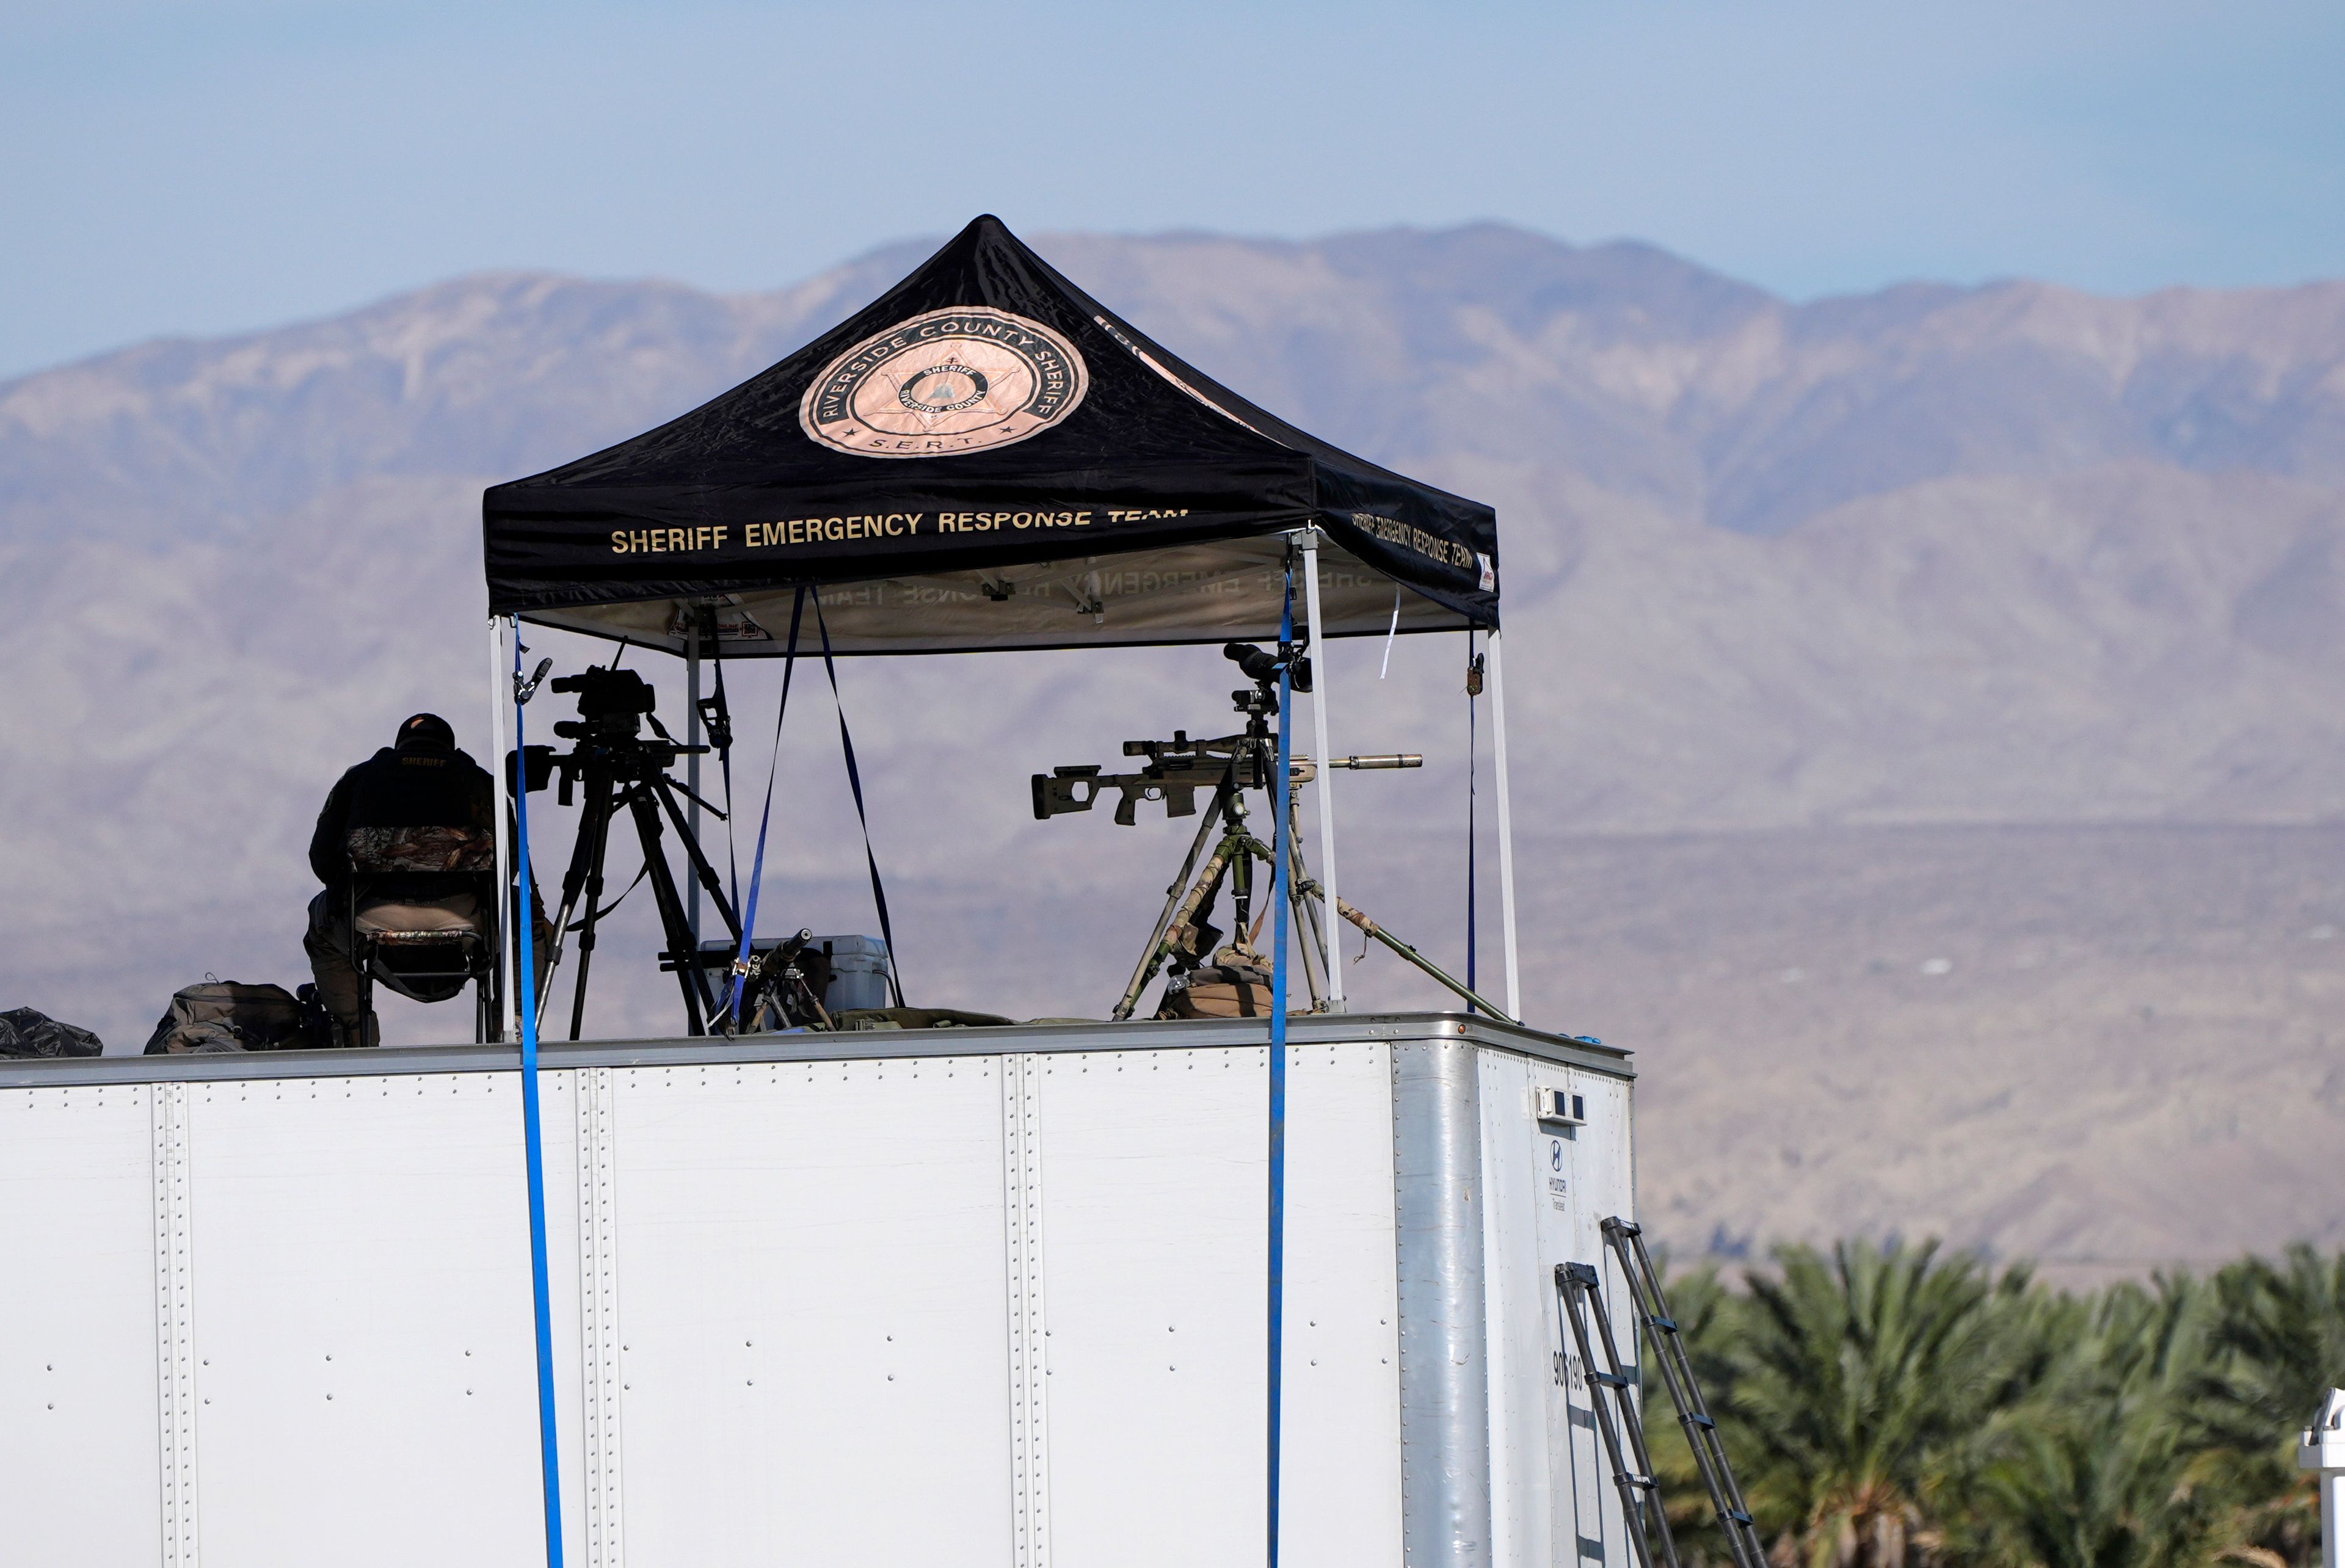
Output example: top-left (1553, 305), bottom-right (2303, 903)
top-left (1712, 1238), bottom-right (2041, 1568)
top-left (1969, 1276), bottom-right (2230, 1568)
top-left (1627, 1241), bottom-right (2341, 1568)
top-left (2189, 1246), bottom-right (2345, 1568)
top-left (2201, 1245), bottom-right (2345, 1434)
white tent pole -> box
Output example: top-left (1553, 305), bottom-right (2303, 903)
top-left (1488, 627), bottom-right (1522, 1020)
top-left (1299, 529), bottom-right (1343, 1010)
top-left (487, 614), bottom-right (515, 1043)
top-left (686, 622), bottom-right (702, 949)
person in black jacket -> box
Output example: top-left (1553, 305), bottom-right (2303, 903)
top-left (304, 713), bottom-right (497, 1047)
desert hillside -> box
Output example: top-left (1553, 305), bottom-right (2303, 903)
top-left (2, 224), bottom-right (2338, 1272)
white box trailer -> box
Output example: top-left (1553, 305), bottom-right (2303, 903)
top-left (1, 1011), bottom-right (1638, 1567)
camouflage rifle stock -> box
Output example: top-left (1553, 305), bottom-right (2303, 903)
top-left (1033, 733), bottom-right (1421, 827)
top-left (1031, 730), bottom-right (1260, 826)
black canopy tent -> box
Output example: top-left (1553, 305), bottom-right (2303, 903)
top-left (477, 214), bottom-right (1522, 1033)
top-left (482, 215), bottom-right (1497, 656)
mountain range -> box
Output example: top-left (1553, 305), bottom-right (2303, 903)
top-left (2, 223), bottom-right (2339, 1272)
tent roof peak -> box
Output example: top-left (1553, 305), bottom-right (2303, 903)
top-left (483, 214), bottom-right (1499, 655)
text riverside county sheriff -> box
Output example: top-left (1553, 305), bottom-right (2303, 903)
top-left (608, 510), bottom-right (1187, 554)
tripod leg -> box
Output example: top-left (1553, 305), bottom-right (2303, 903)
top-left (536, 772), bottom-right (609, 1018)
top-left (1239, 832), bottom-right (1325, 1010)
top-left (627, 783), bottom-right (710, 1036)
top-left (1288, 872), bottom-right (1327, 1010)
top-left (1231, 838), bottom-right (1255, 954)
top-left (650, 772), bottom-right (743, 944)
top-left (1297, 873), bottom-right (1326, 1009)
top-left (1111, 789), bottom-right (1227, 1020)
top-left (1293, 880), bottom-right (1328, 1008)
top-left (1305, 886), bottom-right (1516, 1022)
top-left (569, 779), bottom-right (619, 1041)
top-left (1276, 800), bottom-right (1328, 1010)
top-left (1114, 832), bottom-right (1243, 1020)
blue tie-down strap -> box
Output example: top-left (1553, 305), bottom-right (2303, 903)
top-left (508, 628), bottom-right (565, 1568)
top-left (1266, 556), bottom-right (1295, 1566)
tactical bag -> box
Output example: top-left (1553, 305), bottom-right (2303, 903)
top-left (143, 981), bottom-right (316, 1055)
top-left (1155, 958), bottom-right (1280, 1020)
top-left (0, 1007), bottom-right (104, 1058)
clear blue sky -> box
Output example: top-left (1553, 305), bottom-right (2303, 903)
top-left (2, 0), bottom-right (2339, 378)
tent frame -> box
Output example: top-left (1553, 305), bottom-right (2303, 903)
top-left (481, 525), bottom-right (1521, 1039)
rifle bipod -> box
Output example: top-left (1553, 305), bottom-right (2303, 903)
top-left (1552, 1224), bottom-right (1766, 1568)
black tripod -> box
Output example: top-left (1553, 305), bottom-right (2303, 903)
top-left (1033, 642), bottom-right (1483, 1020)
top-left (524, 669), bottom-right (744, 1039)
top-left (539, 753), bottom-right (742, 1037)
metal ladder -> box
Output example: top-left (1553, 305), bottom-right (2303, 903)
top-left (1551, 1217), bottom-right (1768, 1568)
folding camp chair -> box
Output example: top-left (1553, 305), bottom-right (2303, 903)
top-left (344, 826), bottom-right (500, 1044)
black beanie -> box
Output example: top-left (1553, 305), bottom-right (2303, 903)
top-left (396, 713), bottom-right (456, 750)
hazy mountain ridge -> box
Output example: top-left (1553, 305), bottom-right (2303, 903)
top-left (0, 245), bottom-right (929, 545)
top-left (1030, 226), bottom-right (2345, 532)
top-left (2, 223), bottom-right (2339, 1266)
top-left (10, 224), bottom-right (2343, 545)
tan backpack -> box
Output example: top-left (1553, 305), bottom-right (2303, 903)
top-left (142, 981), bottom-right (315, 1054)
top-left (1155, 956), bottom-right (1281, 1020)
